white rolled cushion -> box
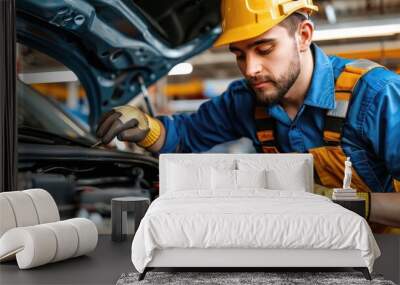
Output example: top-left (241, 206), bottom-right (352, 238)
top-left (236, 169), bottom-right (267, 188)
top-left (23, 189), bottom-right (59, 223)
top-left (1, 191), bottom-right (39, 227)
top-left (167, 162), bottom-right (211, 191)
top-left (0, 196), bottom-right (17, 238)
top-left (66, 218), bottom-right (98, 257)
top-left (42, 221), bottom-right (79, 262)
top-left (266, 162), bottom-right (307, 191)
top-left (0, 226), bottom-right (57, 269)
top-left (0, 218), bottom-right (97, 269)
top-left (212, 168), bottom-right (236, 190)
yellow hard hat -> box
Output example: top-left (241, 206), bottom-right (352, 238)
top-left (214, 0), bottom-right (318, 47)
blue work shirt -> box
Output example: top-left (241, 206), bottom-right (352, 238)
top-left (157, 44), bottom-right (400, 193)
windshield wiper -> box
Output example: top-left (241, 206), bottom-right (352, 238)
top-left (18, 126), bottom-right (93, 147)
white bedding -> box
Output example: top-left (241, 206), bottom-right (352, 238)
top-left (131, 190), bottom-right (380, 273)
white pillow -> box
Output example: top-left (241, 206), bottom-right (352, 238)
top-left (167, 162), bottom-right (211, 191)
top-left (236, 169), bottom-right (267, 189)
top-left (266, 162), bottom-right (307, 191)
top-left (211, 169), bottom-right (268, 190)
top-left (211, 168), bottom-right (236, 190)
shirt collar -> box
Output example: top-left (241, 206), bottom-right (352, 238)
top-left (303, 44), bottom-right (335, 110)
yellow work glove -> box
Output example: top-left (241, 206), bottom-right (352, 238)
top-left (96, 105), bottom-right (161, 148)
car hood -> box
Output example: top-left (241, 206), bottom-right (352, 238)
top-left (16, 0), bottom-right (221, 131)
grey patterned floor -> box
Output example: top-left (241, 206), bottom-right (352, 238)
top-left (117, 271), bottom-right (396, 285)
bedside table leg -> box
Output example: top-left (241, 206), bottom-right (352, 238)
top-left (111, 202), bottom-right (123, 242)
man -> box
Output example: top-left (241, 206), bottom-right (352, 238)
top-left (96, 0), bottom-right (400, 231)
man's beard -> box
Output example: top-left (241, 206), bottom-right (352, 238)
top-left (248, 51), bottom-right (301, 105)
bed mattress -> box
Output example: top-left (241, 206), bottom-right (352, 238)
top-left (131, 190), bottom-right (380, 273)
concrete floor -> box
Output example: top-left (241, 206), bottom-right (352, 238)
top-left (1, 235), bottom-right (398, 285)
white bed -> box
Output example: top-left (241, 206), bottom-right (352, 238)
top-left (131, 154), bottom-right (380, 280)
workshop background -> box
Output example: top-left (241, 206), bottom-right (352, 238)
top-left (15, 0), bottom-right (400, 232)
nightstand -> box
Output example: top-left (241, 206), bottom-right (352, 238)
top-left (332, 198), bottom-right (366, 218)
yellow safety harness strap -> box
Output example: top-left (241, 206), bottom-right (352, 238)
top-left (335, 59), bottom-right (383, 91)
top-left (254, 105), bottom-right (279, 153)
top-left (394, 179), bottom-right (400, 192)
top-left (323, 59), bottom-right (383, 145)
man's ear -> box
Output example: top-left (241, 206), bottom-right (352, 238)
top-left (296, 20), bottom-right (314, 52)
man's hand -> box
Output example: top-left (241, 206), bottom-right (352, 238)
top-left (96, 105), bottom-right (165, 151)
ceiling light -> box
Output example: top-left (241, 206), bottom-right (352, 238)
top-left (168, 63), bottom-right (193, 76)
top-left (314, 23), bottom-right (400, 41)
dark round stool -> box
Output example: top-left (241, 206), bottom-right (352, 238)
top-left (111, 197), bottom-right (150, 242)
